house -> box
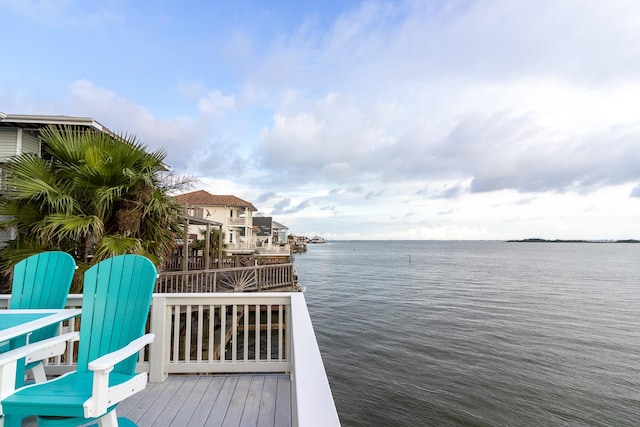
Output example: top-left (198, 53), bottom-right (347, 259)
top-left (175, 190), bottom-right (258, 254)
top-left (253, 216), bottom-right (273, 246)
top-left (272, 220), bottom-right (289, 244)
top-left (253, 217), bottom-right (289, 245)
top-left (0, 111), bottom-right (114, 245)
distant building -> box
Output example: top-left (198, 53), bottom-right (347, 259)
top-left (272, 221), bottom-right (289, 244)
top-left (253, 216), bottom-right (273, 246)
top-left (253, 217), bottom-right (289, 246)
top-left (175, 190), bottom-right (258, 254)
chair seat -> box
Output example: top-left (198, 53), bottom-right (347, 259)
top-left (2, 371), bottom-right (133, 418)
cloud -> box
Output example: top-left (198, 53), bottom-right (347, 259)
top-left (270, 198), bottom-right (312, 215)
top-left (254, 0), bottom-right (640, 195)
top-left (65, 80), bottom-right (253, 180)
top-left (255, 192), bottom-right (278, 204)
top-left (365, 189), bottom-right (385, 200)
top-left (198, 90), bottom-right (235, 116)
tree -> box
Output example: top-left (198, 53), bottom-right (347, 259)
top-left (0, 125), bottom-right (187, 291)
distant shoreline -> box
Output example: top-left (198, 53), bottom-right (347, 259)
top-left (506, 238), bottom-right (640, 243)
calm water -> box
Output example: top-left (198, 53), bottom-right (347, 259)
top-left (293, 241), bottom-right (640, 427)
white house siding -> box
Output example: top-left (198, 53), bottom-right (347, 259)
top-left (21, 130), bottom-right (40, 155)
top-left (0, 128), bottom-right (18, 161)
top-left (186, 205), bottom-right (254, 247)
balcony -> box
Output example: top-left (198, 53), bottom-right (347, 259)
top-left (228, 217), bottom-right (249, 226)
top-left (0, 292), bottom-right (340, 427)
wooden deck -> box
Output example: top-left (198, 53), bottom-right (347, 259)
top-left (21, 374), bottom-right (292, 427)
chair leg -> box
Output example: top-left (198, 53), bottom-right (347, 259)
top-left (96, 410), bottom-right (117, 427)
top-left (31, 363), bottom-right (47, 383)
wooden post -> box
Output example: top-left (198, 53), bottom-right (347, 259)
top-left (183, 219), bottom-right (189, 272)
top-left (218, 225), bottom-right (223, 268)
top-left (205, 224), bottom-right (211, 269)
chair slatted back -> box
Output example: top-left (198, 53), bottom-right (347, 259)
top-left (11, 252), bottom-right (76, 343)
top-left (76, 255), bottom-right (157, 375)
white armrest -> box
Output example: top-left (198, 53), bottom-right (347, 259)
top-left (83, 333), bottom-right (155, 418)
top-left (0, 332), bottom-right (78, 366)
top-left (0, 332), bottom-right (78, 412)
top-left (88, 333), bottom-right (154, 372)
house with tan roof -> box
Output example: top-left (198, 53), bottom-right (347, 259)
top-left (175, 190), bottom-right (258, 254)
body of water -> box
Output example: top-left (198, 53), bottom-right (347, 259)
top-left (293, 241), bottom-right (640, 426)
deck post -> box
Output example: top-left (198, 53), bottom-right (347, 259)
top-left (149, 295), bottom-right (168, 383)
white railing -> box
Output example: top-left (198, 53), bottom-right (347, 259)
top-left (0, 292), bottom-right (339, 426)
top-left (226, 242), bottom-right (255, 252)
top-left (228, 218), bottom-right (249, 226)
top-left (256, 243), bottom-right (291, 255)
top-left (148, 293), bottom-right (291, 381)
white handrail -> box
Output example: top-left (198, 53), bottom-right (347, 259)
top-left (290, 293), bottom-right (340, 426)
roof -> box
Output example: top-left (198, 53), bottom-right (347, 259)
top-left (183, 214), bottom-right (223, 227)
top-left (0, 111), bottom-right (170, 171)
top-left (175, 190), bottom-right (257, 211)
top-left (0, 111), bottom-right (113, 135)
top-left (273, 221), bottom-right (288, 230)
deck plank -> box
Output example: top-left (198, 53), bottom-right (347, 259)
top-left (275, 374), bottom-right (292, 427)
top-left (171, 376), bottom-right (220, 426)
top-left (257, 375), bottom-right (278, 427)
top-left (153, 376), bottom-right (202, 427)
top-left (204, 376), bottom-right (239, 427)
top-left (187, 376), bottom-right (227, 426)
top-left (239, 375), bottom-right (264, 426)
top-left (222, 375), bottom-right (252, 427)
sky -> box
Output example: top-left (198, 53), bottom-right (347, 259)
top-left (1, 0), bottom-right (640, 240)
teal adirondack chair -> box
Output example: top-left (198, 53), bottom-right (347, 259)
top-left (8, 251), bottom-right (76, 382)
top-left (1, 254), bottom-right (157, 427)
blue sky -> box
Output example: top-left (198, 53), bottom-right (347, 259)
top-left (2, 0), bottom-right (640, 240)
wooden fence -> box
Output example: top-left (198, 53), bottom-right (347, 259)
top-left (155, 263), bottom-right (298, 293)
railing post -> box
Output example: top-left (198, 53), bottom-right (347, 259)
top-left (149, 295), bottom-right (168, 383)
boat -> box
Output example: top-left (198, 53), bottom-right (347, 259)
top-left (309, 236), bottom-right (326, 244)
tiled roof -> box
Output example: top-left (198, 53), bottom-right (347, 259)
top-left (175, 190), bottom-right (257, 211)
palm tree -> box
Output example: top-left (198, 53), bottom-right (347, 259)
top-left (193, 228), bottom-right (227, 261)
top-left (0, 125), bottom-right (186, 291)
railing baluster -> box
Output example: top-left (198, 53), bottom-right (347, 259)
top-left (255, 304), bottom-right (260, 362)
top-left (278, 304), bottom-right (283, 361)
top-left (267, 304), bottom-right (272, 361)
top-left (172, 306), bottom-right (180, 362)
top-left (243, 304), bottom-right (249, 362)
top-left (231, 305), bottom-right (238, 362)
top-left (185, 305), bottom-right (192, 362)
top-left (220, 304), bottom-right (227, 361)
top-left (208, 304), bottom-right (215, 363)
top-left (196, 305), bottom-right (203, 362)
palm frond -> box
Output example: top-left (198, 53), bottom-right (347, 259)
top-left (92, 235), bottom-right (143, 261)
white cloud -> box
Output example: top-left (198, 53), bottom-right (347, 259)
top-left (198, 90), bottom-right (235, 116)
